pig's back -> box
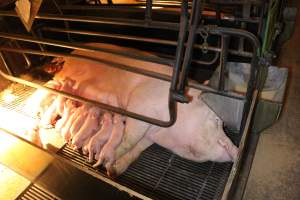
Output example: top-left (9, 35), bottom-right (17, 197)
top-left (55, 43), bottom-right (172, 108)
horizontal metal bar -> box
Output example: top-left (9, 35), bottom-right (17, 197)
top-left (0, 11), bottom-right (179, 30)
top-left (59, 4), bottom-right (181, 12)
top-left (41, 27), bottom-right (176, 46)
top-left (58, 5), bottom-right (260, 23)
top-left (0, 32), bottom-right (173, 66)
top-left (41, 27), bottom-right (253, 57)
top-left (0, 65), bottom-right (176, 127)
top-left (0, 46), bottom-right (245, 101)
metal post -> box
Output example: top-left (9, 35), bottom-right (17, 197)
top-left (218, 34), bottom-right (230, 91)
top-left (177, 0), bottom-right (203, 101)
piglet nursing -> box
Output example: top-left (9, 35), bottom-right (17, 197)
top-left (28, 43), bottom-right (238, 176)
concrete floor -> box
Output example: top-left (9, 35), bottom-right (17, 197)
top-left (243, 1), bottom-right (300, 200)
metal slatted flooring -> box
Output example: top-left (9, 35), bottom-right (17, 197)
top-left (16, 184), bottom-right (59, 200)
top-left (57, 129), bottom-right (239, 200)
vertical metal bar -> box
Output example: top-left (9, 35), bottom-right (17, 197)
top-left (240, 54), bottom-right (259, 132)
top-left (257, 3), bottom-right (265, 36)
top-left (30, 29), bottom-right (45, 52)
top-left (238, 4), bottom-right (251, 53)
top-left (0, 51), bottom-right (13, 75)
top-left (218, 34), bottom-right (230, 91)
top-left (10, 40), bottom-right (31, 69)
top-left (51, 0), bottom-right (72, 42)
top-left (177, 0), bottom-right (202, 95)
top-left (170, 0), bottom-right (188, 92)
top-left (145, 0), bottom-right (152, 21)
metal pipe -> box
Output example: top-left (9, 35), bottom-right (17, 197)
top-left (48, 28), bottom-right (249, 56)
top-left (41, 27), bottom-right (253, 57)
top-left (41, 27), bottom-right (176, 46)
top-left (10, 40), bottom-right (31, 69)
top-left (145, 0), bottom-right (152, 21)
top-left (170, 0), bottom-right (188, 98)
top-left (0, 47), bottom-right (245, 100)
top-left (218, 34), bottom-right (230, 91)
top-left (51, 0), bottom-right (72, 42)
top-left (0, 64), bottom-right (176, 127)
top-left (0, 32), bottom-right (173, 66)
top-left (0, 11), bottom-right (179, 30)
top-left (155, 51), bottom-right (220, 66)
top-left (177, 0), bottom-right (202, 96)
top-left (0, 51), bottom-right (13, 75)
top-left (196, 26), bottom-right (261, 131)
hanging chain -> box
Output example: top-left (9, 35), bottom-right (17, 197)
top-left (199, 28), bottom-right (209, 54)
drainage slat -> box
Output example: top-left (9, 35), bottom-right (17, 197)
top-left (17, 184), bottom-right (57, 200)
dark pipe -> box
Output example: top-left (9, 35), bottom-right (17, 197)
top-left (218, 34), bottom-right (230, 91)
top-left (177, 0), bottom-right (202, 97)
top-left (170, 0), bottom-right (188, 94)
top-left (0, 11), bottom-right (179, 30)
top-left (145, 0), bottom-right (152, 21)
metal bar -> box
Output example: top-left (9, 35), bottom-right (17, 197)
top-left (170, 0), bottom-right (188, 94)
top-left (145, 0), bottom-right (152, 21)
top-left (0, 51), bottom-right (13, 75)
top-left (0, 32), bottom-right (173, 66)
top-left (57, 4), bottom-right (261, 24)
top-left (156, 50), bottom-right (220, 66)
top-left (10, 40), bottom-right (31, 69)
top-left (0, 64), bottom-right (176, 127)
top-left (30, 30), bottom-right (45, 52)
top-left (0, 11), bottom-right (179, 30)
top-left (41, 27), bottom-right (253, 57)
top-left (41, 27), bottom-right (176, 46)
top-left (0, 46), bottom-right (245, 100)
top-left (177, 0), bottom-right (203, 96)
top-left (218, 34), bottom-right (230, 91)
top-left (221, 89), bottom-right (259, 200)
top-left (51, 0), bottom-right (72, 42)
top-left (197, 26), bottom-right (261, 133)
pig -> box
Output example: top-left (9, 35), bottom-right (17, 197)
top-left (52, 43), bottom-right (238, 176)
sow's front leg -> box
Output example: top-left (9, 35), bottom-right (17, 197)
top-left (107, 137), bottom-right (153, 177)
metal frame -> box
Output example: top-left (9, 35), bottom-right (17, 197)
top-left (0, 0), bottom-right (270, 198)
top-left (0, 0), bottom-right (265, 126)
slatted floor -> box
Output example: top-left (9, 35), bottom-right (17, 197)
top-left (16, 184), bottom-right (59, 200)
top-left (57, 128), bottom-right (239, 200)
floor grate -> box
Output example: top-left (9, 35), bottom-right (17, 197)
top-left (16, 184), bottom-right (59, 200)
top-left (58, 129), bottom-right (239, 200)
